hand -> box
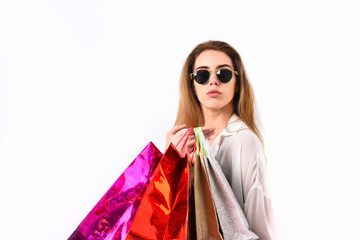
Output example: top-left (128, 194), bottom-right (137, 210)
top-left (165, 125), bottom-right (216, 156)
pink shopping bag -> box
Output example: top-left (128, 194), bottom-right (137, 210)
top-left (68, 142), bottom-right (163, 240)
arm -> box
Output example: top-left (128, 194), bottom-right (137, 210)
top-left (239, 131), bottom-right (276, 240)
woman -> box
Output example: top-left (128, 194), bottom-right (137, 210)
top-left (166, 41), bottom-right (276, 240)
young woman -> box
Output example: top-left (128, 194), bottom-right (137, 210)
top-left (166, 41), bottom-right (275, 240)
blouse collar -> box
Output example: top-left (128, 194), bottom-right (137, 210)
top-left (222, 113), bottom-right (248, 136)
top-left (211, 113), bottom-right (248, 154)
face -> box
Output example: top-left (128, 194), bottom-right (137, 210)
top-left (193, 50), bottom-right (237, 113)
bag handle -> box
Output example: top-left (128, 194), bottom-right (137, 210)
top-left (174, 127), bottom-right (195, 155)
top-left (194, 127), bottom-right (206, 157)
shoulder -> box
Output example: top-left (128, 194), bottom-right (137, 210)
top-left (217, 114), bottom-right (264, 156)
top-left (223, 115), bottom-right (262, 147)
top-left (227, 128), bottom-right (261, 150)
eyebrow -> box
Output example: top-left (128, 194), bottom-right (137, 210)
top-left (195, 64), bottom-right (233, 71)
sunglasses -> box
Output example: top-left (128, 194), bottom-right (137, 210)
top-left (190, 68), bottom-right (239, 85)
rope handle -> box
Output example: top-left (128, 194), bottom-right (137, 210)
top-left (190, 132), bottom-right (198, 162)
top-left (194, 127), bottom-right (206, 156)
top-left (174, 127), bottom-right (194, 155)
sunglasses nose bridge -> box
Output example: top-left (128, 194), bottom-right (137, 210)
top-left (208, 70), bottom-right (220, 85)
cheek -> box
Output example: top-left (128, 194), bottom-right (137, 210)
top-left (194, 84), bottom-right (203, 96)
top-left (194, 84), bottom-right (198, 96)
top-left (226, 82), bottom-right (237, 100)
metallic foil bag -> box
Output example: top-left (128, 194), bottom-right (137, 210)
top-left (68, 142), bottom-right (163, 240)
top-left (126, 144), bottom-right (189, 240)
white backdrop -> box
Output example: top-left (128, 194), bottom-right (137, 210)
top-left (1, 0), bottom-right (360, 239)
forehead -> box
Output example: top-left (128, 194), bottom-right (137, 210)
top-left (194, 50), bottom-right (233, 69)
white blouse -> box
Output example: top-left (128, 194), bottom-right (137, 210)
top-left (211, 114), bottom-right (276, 240)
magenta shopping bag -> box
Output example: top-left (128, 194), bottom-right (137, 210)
top-left (68, 142), bottom-right (163, 240)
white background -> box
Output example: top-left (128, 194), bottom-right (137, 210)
top-left (1, 0), bottom-right (360, 239)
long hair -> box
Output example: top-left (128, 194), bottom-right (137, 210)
top-left (175, 40), bottom-right (264, 145)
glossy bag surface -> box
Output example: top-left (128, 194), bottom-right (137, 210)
top-left (126, 144), bottom-right (189, 240)
top-left (68, 142), bottom-right (163, 240)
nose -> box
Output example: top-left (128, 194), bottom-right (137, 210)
top-left (208, 71), bottom-right (220, 85)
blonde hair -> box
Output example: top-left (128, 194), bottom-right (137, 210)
top-left (175, 40), bottom-right (264, 145)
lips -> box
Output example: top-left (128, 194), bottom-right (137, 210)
top-left (207, 89), bottom-right (221, 97)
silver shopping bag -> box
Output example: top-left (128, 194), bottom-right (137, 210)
top-left (194, 128), bottom-right (258, 240)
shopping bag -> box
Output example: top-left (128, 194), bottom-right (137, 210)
top-left (187, 164), bottom-right (196, 240)
top-left (193, 153), bottom-right (223, 240)
top-left (125, 143), bottom-right (189, 240)
top-left (194, 128), bottom-right (258, 240)
top-left (68, 142), bottom-right (163, 240)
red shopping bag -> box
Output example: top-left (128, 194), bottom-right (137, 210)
top-left (125, 143), bottom-right (190, 240)
top-left (68, 142), bottom-right (163, 240)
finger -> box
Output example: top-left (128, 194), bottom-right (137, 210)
top-left (169, 124), bottom-right (187, 135)
top-left (187, 138), bottom-right (195, 146)
top-left (187, 134), bottom-right (195, 141)
top-left (202, 126), bottom-right (216, 133)
top-left (203, 129), bottom-right (216, 137)
top-left (201, 128), bottom-right (215, 136)
top-left (188, 127), bottom-right (214, 138)
top-left (204, 132), bottom-right (215, 138)
top-left (186, 129), bottom-right (195, 137)
top-left (176, 129), bottom-right (194, 144)
top-left (187, 139), bottom-right (195, 150)
top-left (203, 128), bottom-right (215, 134)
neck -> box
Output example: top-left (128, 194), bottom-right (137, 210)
top-left (202, 105), bottom-right (233, 144)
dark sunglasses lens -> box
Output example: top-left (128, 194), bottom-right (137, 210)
top-left (194, 70), bottom-right (210, 84)
top-left (217, 69), bottom-right (233, 83)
